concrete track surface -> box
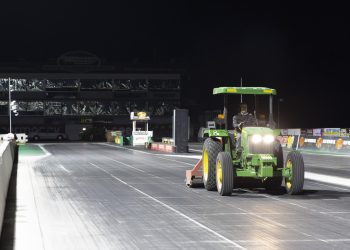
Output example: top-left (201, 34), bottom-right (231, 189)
top-left (1, 142), bottom-right (350, 250)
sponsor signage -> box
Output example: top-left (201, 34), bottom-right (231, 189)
top-left (323, 128), bottom-right (340, 137)
top-left (130, 111), bottom-right (150, 121)
top-left (281, 129), bottom-right (288, 136)
top-left (287, 129), bottom-right (301, 136)
top-left (340, 128), bottom-right (349, 137)
top-left (296, 135), bottom-right (350, 152)
top-left (133, 131), bottom-right (149, 135)
top-left (312, 128), bottom-right (322, 137)
top-left (306, 129), bottom-right (313, 136)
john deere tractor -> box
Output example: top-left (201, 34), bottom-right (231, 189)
top-left (186, 87), bottom-right (304, 196)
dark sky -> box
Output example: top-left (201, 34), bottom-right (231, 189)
top-left (1, 2), bottom-right (350, 128)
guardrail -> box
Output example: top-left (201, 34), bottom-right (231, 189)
top-left (0, 141), bottom-right (16, 235)
top-left (0, 134), bottom-right (28, 145)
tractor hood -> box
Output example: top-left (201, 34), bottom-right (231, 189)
top-left (242, 127), bottom-right (274, 136)
top-left (241, 127), bottom-right (277, 155)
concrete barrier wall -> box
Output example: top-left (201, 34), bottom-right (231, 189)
top-left (0, 141), bottom-right (15, 235)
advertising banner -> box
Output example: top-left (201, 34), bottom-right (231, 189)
top-left (312, 128), bottom-right (322, 137)
top-left (287, 129), bottom-right (301, 136)
top-left (297, 135), bottom-right (350, 152)
top-left (281, 129), bottom-right (289, 136)
top-left (280, 128), bottom-right (350, 153)
top-left (306, 129), bottom-right (313, 136)
top-left (323, 128), bottom-right (340, 137)
top-left (340, 128), bottom-right (349, 137)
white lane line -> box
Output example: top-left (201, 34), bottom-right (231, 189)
top-left (98, 143), bottom-right (196, 166)
top-left (285, 150), bottom-right (350, 158)
top-left (324, 239), bottom-right (350, 242)
top-left (161, 154), bottom-right (202, 160)
top-left (57, 164), bottom-right (71, 173)
top-left (189, 149), bottom-right (202, 153)
top-left (97, 143), bottom-right (153, 155)
top-left (308, 181), bottom-right (350, 191)
top-left (320, 211), bottom-right (350, 214)
top-left (38, 144), bottom-right (51, 157)
top-left (234, 238), bottom-right (350, 243)
top-left (305, 172), bottom-right (350, 188)
top-left (88, 162), bottom-right (245, 249)
top-left (105, 156), bottom-right (146, 173)
top-left (305, 163), bottom-right (350, 171)
top-left (154, 156), bottom-right (195, 166)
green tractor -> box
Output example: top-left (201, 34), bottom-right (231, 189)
top-left (186, 87), bottom-right (304, 196)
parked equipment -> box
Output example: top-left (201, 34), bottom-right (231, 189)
top-left (186, 87), bottom-right (304, 196)
top-left (130, 112), bottom-right (153, 146)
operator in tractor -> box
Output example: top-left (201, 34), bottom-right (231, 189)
top-left (232, 103), bottom-right (257, 147)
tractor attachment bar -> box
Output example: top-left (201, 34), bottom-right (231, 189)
top-left (185, 159), bottom-right (203, 188)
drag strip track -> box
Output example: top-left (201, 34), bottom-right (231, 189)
top-left (2, 143), bottom-right (350, 250)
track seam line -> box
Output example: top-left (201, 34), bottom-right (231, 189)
top-left (88, 162), bottom-right (245, 249)
top-left (38, 144), bottom-right (51, 157)
top-left (57, 164), bottom-right (71, 173)
top-left (97, 143), bottom-right (195, 166)
top-left (105, 156), bottom-right (146, 173)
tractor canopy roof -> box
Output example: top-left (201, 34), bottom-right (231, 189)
top-left (213, 87), bottom-right (276, 95)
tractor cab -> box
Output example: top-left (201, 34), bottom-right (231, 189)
top-left (204, 87), bottom-right (280, 157)
top-left (212, 86), bottom-right (277, 129)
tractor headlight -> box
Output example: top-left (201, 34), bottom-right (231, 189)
top-left (251, 134), bottom-right (262, 144)
top-left (263, 135), bottom-right (275, 144)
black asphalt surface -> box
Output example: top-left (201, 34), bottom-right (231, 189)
top-left (1, 142), bottom-right (350, 249)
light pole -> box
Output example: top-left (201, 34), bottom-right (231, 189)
top-left (8, 77), bottom-right (12, 134)
top-left (8, 78), bottom-right (18, 134)
top-left (277, 98), bottom-right (284, 128)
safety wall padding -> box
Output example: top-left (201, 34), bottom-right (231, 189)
top-left (0, 141), bottom-right (15, 236)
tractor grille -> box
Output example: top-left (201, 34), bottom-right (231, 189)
top-left (248, 138), bottom-right (274, 154)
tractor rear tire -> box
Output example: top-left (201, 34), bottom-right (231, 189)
top-left (203, 138), bottom-right (222, 191)
top-left (216, 152), bottom-right (234, 196)
top-left (285, 151), bottom-right (304, 195)
top-left (265, 141), bottom-right (283, 191)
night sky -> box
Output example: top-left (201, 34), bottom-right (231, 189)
top-left (1, 2), bottom-right (350, 128)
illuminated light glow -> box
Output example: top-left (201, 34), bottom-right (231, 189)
top-left (263, 134), bottom-right (275, 144)
top-left (82, 127), bottom-right (86, 131)
top-left (218, 114), bottom-right (224, 119)
top-left (251, 134), bottom-right (262, 144)
top-left (227, 88), bottom-right (237, 93)
top-left (263, 89), bottom-right (273, 93)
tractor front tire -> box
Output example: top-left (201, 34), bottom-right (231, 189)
top-left (203, 138), bottom-right (222, 191)
top-left (265, 141), bottom-right (283, 191)
top-left (216, 152), bottom-right (234, 196)
top-left (285, 151), bottom-right (304, 195)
